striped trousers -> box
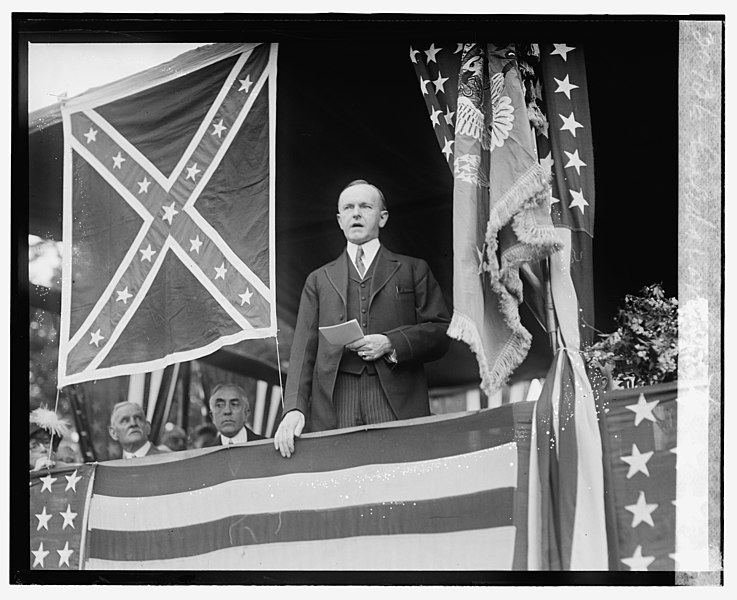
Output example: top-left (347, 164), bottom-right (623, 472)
top-left (334, 371), bottom-right (397, 429)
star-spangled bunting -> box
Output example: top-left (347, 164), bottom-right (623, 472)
top-left (409, 43), bottom-right (461, 169)
top-left (58, 43), bottom-right (278, 385)
top-left (535, 42), bottom-right (596, 349)
top-left (30, 465), bottom-right (95, 570)
top-left (603, 383), bottom-right (677, 570)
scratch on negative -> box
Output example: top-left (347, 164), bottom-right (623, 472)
top-left (229, 515), bottom-right (258, 544)
top-left (274, 512), bottom-right (283, 536)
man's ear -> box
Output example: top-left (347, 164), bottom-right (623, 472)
top-left (379, 210), bottom-right (389, 228)
top-left (108, 425), bottom-right (118, 441)
top-left (144, 420), bottom-right (152, 436)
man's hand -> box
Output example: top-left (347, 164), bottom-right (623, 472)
top-left (346, 334), bottom-right (393, 361)
top-left (274, 410), bottom-right (305, 458)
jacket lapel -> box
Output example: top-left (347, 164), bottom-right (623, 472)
top-left (370, 247), bottom-right (400, 305)
top-left (325, 251), bottom-right (349, 311)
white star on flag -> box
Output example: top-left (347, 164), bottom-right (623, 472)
top-left (563, 149), bottom-right (587, 175)
top-left (40, 473), bottom-right (56, 493)
top-left (112, 152), bottom-right (126, 169)
top-left (568, 188), bottom-right (589, 214)
top-left (441, 137), bottom-right (454, 160)
top-left (409, 46), bottom-right (419, 63)
top-left (454, 43), bottom-right (464, 54)
top-left (65, 470), bottom-right (83, 492)
top-left (116, 287), bottom-right (133, 304)
top-left (83, 127), bottom-right (98, 144)
top-left (433, 72), bottom-right (449, 93)
top-left (35, 506), bottom-right (52, 531)
top-left (137, 177), bottom-right (151, 194)
top-left (559, 112), bottom-right (584, 137)
top-left (551, 43), bottom-right (576, 61)
top-left (214, 263), bottom-right (227, 280)
top-left (626, 393), bottom-right (660, 426)
top-left (419, 77), bottom-right (430, 96)
top-left (190, 235), bottom-right (203, 253)
top-left (424, 43), bottom-right (442, 64)
top-left (238, 74), bottom-right (253, 93)
top-left (550, 195), bottom-right (561, 207)
top-left (61, 504), bottom-right (78, 529)
top-left (624, 491), bottom-right (658, 527)
top-left (139, 243), bottom-right (156, 262)
top-left (430, 107), bottom-right (442, 127)
top-left (621, 444), bottom-right (654, 479)
top-left (444, 106), bottom-right (455, 126)
top-left (162, 202), bottom-right (179, 224)
top-left (89, 329), bottom-right (104, 347)
top-left (239, 288), bottom-right (254, 305)
top-left (621, 545), bottom-right (656, 571)
top-left (32, 542), bottom-right (49, 568)
top-left (554, 74), bottom-right (579, 99)
top-left (57, 541), bottom-right (74, 567)
top-left (211, 119), bottom-right (227, 138)
top-left (186, 163), bottom-right (201, 181)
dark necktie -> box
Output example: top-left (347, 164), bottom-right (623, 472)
top-left (356, 245), bottom-right (366, 278)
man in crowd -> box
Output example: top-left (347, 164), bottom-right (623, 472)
top-left (108, 401), bottom-right (163, 459)
top-left (205, 383), bottom-right (265, 446)
top-left (274, 179), bottom-right (450, 458)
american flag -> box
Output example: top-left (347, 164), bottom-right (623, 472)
top-left (536, 42), bottom-right (595, 347)
top-left (30, 464), bottom-right (95, 570)
top-left (602, 383), bottom-right (677, 571)
top-left (411, 42), bottom-right (558, 398)
top-left (32, 406), bottom-right (536, 570)
top-left (57, 43), bottom-right (278, 387)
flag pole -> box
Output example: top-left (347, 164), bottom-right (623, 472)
top-left (543, 257), bottom-right (558, 353)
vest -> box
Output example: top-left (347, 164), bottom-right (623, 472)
top-left (339, 253), bottom-right (377, 375)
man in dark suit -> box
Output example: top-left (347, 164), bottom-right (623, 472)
top-left (205, 383), bottom-right (265, 446)
top-left (274, 180), bottom-right (450, 458)
top-left (108, 401), bottom-right (164, 459)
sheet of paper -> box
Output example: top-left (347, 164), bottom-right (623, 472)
top-left (318, 319), bottom-right (364, 346)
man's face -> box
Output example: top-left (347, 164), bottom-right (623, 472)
top-left (336, 184), bottom-right (388, 245)
top-left (108, 404), bottom-right (150, 452)
top-left (209, 386), bottom-right (249, 437)
top-left (29, 435), bottom-right (51, 469)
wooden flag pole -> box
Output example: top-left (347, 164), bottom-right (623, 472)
top-left (543, 257), bottom-right (558, 353)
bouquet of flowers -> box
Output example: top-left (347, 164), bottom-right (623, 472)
top-left (585, 283), bottom-right (678, 388)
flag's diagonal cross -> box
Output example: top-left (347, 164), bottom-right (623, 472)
top-left (64, 50), bottom-right (273, 374)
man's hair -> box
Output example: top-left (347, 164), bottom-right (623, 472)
top-left (208, 383), bottom-right (250, 409)
top-left (109, 401), bottom-right (145, 426)
top-left (339, 179), bottom-right (387, 211)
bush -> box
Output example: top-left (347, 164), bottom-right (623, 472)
top-left (585, 284), bottom-right (678, 388)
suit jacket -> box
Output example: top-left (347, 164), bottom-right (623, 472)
top-left (203, 427), bottom-right (265, 447)
top-left (284, 246), bottom-right (450, 432)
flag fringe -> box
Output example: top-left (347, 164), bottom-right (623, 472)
top-left (448, 306), bottom-right (531, 398)
top-left (486, 162), bottom-right (550, 241)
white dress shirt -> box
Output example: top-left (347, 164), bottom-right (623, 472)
top-left (347, 238), bottom-right (380, 276)
top-left (219, 427), bottom-right (248, 445)
top-left (123, 440), bottom-right (152, 459)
